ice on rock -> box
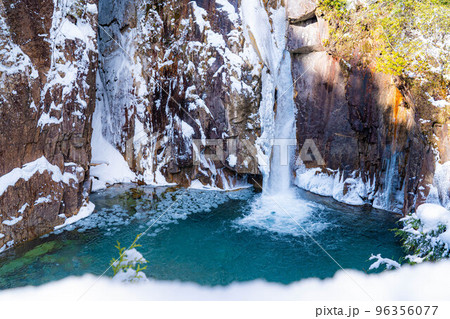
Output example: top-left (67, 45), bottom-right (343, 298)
top-left (90, 72), bottom-right (136, 192)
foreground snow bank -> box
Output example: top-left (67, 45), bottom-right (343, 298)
top-left (3, 261), bottom-right (450, 300)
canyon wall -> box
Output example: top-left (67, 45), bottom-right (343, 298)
top-left (94, 0), bottom-right (263, 189)
top-left (287, 0), bottom-right (449, 214)
top-left (95, 0), bottom-right (449, 215)
top-left (0, 0), bottom-right (98, 251)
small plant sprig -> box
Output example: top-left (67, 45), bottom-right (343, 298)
top-left (110, 234), bottom-right (148, 281)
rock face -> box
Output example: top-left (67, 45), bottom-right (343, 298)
top-left (95, 0), bottom-right (263, 189)
top-left (0, 0), bottom-right (98, 251)
top-left (286, 17), bottom-right (328, 54)
top-left (288, 0), bottom-right (448, 214)
top-left (286, 0), bottom-right (317, 23)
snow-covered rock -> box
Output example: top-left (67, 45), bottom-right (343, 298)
top-left (0, 0), bottom-right (98, 251)
top-left (96, 0), bottom-right (263, 189)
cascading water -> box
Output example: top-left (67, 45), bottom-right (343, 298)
top-left (266, 50), bottom-right (297, 194)
top-left (241, 0), bottom-right (296, 195)
top-left (237, 0), bottom-right (317, 235)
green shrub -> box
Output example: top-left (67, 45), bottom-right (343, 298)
top-left (395, 215), bottom-right (450, 264)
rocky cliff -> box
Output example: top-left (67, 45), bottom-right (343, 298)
top-left (93, 0), bottom-right (263, 190)
top-left (288, 0), bottom-right (450, 214)
top-left (0, 0), bottom-right (98, 251)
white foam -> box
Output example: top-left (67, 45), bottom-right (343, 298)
top-left (235, 191), bottom-right (326, 237)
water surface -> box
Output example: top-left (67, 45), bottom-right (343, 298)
top-left (0, 185), bottom-right (403, 289)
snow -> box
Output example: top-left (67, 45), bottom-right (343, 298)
top-left (0, 240), bottom-right (14, 253)
top-left (38, 0), bottom-right (97, 128)
top-left (18, 203), bottom-right (29, 214)
top-left (191, 2), bottom-right (208, 33)
top-left (2, 216), bottom-right (23, 226)
top-left (86, 3), bottom-right (98, 15)
top-left (0, 156), bottom-right (78, 198)
top-left (0, 9), bottom-right (38, 79)
top-left (227, 154), bottom-right (237, 167)
top-left (427, 161), bottom-right (450, 210)
top-left (399, 202), bottom-right (450, 261)
top-left (189, 178), bottom-right (252, 191)
top-left (120, 248), bottom-right (146, 268)
top-left (34, 195), bottom-right (52, 205)
top-left (405, 254), bottom-right (425, 264)
top-left (37, 113), bottom-right (63, 127)
top-left (94, 0), bottom-right (260, 190)
top-left (189, 180), bottom-right (212, 190)
top-left (294, 163), bottom-right (406, 212)
top-left (346, 0), bottom-right (374, 10)
top-left (112, 248), bottom-right (148, 283)
top-left (60, 20), bottom-right (95, 45)
top-left (416, 204), bottom-right (450, 235)
top-left (428, 97), bottom-right (450, 108)
top-left (216, 0), bottom-right (239, 26)
top-left (185, 86), bottom-right (212, 115)
top-left (6, 260), bottom-right (450, 300)
top-left (54, 201), bottom-right (95, 230)
top-left (411, 203), bottom-right (450, 249)
top-left (113, 268), bottom-right (147, 283)
top-left (295, 167), bottom-right (373, 206)
top-left (181, 121), bottom-right (195, 139)
top-left (369, 254), bottom-right (401, 270)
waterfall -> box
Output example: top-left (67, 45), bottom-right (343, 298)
top-left (383, 151), bottom-right (399, 209)
top-left (266, 50), bottom-right (297, 194)
top-left (241, 0), bottom-right (296, 195)
top-left (236, 0), bottom-right (318, 234)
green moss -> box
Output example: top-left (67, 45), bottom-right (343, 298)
top-left (23, 241), bottom-right (59, 259)
top-left (318, 0), bottom-right (347, 11)
top-left (0, 241), bottom-right (61, 275)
